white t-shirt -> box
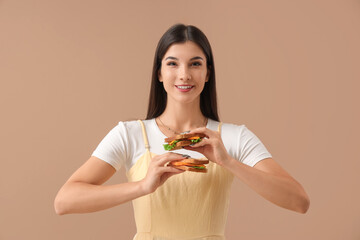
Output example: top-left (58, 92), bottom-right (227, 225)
top-left (91, 118), bottom-right (272, 172)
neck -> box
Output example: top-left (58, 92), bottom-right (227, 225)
top-left (158, 97), bottom-right (207, 133)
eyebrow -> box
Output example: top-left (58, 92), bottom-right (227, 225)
top-left (164, 56), bottom-right (204, 61)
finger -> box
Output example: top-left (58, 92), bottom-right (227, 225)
top-left (152, 152), bottom-right (183, 162)
top-left (183, 145), bottom-right (204, 155)
top-left (162, 170), bottom-right (183, 181)
top-left (156, 153), bottom-right (187, 166)
top-left (163, 167), bottom-right (185, 176)
top-left (160, 170), bottom-right (184, 186)
top-left (158, 166), bottom-right (185, 174)
top-left (189, 137), bottom-right (211, 148)
top-left (188, 127), bottom-right (215, 138)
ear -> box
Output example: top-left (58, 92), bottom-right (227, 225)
top-left (205, 66), bottom-right (211, 82)
top-left (158, 70), bottom-right (162, 82)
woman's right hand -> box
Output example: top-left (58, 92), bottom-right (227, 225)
top-left (140, 152), bottom-right (186, 194)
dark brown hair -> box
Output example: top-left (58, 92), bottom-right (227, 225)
top-left (146, 23), bottom-right (219, 121)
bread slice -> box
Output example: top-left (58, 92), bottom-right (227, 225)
top-left (168, 158), bottom-right (209, 173)
top-left (171, 165), bottom-right (207, 173)
top-left (170, 140), bottom-right (192, 150)
top-left (164, 133), bottom-right (206, 142)
top-left (173, 158), bottom-right (209, 165)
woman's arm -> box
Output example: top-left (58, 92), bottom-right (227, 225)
top-left (54, 157), bottom-right (146, 215)
top-left (54, 153), bottom-right (185, 215)
top-left (223, 157), bottom-right (310, 214)
top-left (183, 127), bottom-right (310, 214)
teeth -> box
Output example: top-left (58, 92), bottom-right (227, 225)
top-left (177, 86), bottom-right (193, 89)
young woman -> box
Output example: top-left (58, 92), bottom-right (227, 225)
top-left (55, 23), bottom-right (310, 239)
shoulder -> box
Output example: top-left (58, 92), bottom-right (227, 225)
top-left (118, 118), bottom-right (156, 143)
top-left (209, 119), bottom-right (246, 136)
top-left (220, 122), bottom-right (261, 145)
top-left (115, 119), bottom-right (152, 166)
top-left (221, 122), bottom-right (246, 133)
top-left (214, 120), bottom-right (262, 149)
top-left (103, 119), bottom-right (144, 145)
top-left (120, 119), bottom-right (140, 129)
top-left (120, 118), bottom-right (154, 133)
top-left (104, 120), bottom-right (140, 138)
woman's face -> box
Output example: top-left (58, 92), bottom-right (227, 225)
top-left (158, 41), bottom-right (209, 104)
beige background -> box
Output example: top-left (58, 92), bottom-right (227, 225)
top-left (1, 0), bottom-right (359, 239)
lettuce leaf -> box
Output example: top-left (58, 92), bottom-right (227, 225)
top-left (163, 140), bottom-right (180, 151)
top-left (163, 144), bottom-right (173, 151)
top-left (192, 166), bottom-right (205, 169)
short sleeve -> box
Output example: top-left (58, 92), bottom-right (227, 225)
top-left (91, 122), bottom-right (128, 171)
top-left (237, 125), bottom-right (272, 167)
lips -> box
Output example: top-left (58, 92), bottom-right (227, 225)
top-left (175, 85), bottom-right (194, 89)
top-left (175, 85), bottom-right (194, 92)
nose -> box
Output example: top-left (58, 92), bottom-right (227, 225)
top-left (179, 65), bottom-right (191, 80)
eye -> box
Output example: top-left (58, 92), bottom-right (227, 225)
top-left (167, 61), bottom-right (177, 66)
top-left (192, 61), bottom-right (202, 66)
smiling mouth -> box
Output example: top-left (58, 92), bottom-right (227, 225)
top-left (175, 85), bottom-right (194, 89)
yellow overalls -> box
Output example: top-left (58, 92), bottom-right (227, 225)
top-left (126, 120), bottom-right (234, 240)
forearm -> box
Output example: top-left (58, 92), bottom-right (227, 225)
top-left (223, 157), bottom-right (309, 213)
top-left (54, 181), bottom-right (147, 215)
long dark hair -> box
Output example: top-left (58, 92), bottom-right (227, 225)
top-left (146, 23), bottom-right (219, 121)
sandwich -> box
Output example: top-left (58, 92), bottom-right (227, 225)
top-left (163, 133), bottom-right (206, 151)
top-left (168, 158), bottom-right (209, 173)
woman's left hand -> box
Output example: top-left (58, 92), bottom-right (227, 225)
top-left (183, 127), bottom-right (231, 166)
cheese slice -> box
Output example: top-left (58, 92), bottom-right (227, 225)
top-left (170, 162), bottom-right (206, 168)
top-left (188, 137), bottom-right (200, 140)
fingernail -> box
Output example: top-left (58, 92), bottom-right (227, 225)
top-left (181, 130), bottom-right (190, 134)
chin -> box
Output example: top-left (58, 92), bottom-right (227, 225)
top-left (168, 95), bottom-right (200, 105)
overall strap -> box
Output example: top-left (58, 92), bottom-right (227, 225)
top-left (217, 122), bottom-right (222, 134)
top-left (137, 120), bottom-right (150, 150)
